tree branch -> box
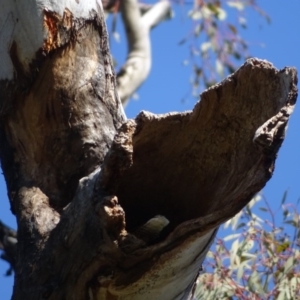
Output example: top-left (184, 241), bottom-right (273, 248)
top-left (0, 221), bottom-right (17, 275)
top-left (141, 1), bottom-right (173, 29)
top-left (91, 58), bottom-right (297, 298)
top-left (105, 60), bottom-right (298, 235)
top-left (117, 0), bottom-right (172, 105)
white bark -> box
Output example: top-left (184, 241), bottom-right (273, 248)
top-left (103, 229), bottom-right (217, 300)
top-left (0, 0), bottom-right (103, 80)
top-left (142, 1), bottom-right (173, 29)
top-left (117, 0), bottom-right (172, 105)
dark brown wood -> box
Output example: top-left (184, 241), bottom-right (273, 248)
top-left (0, 7), bottom-right (125, 300)
top-left (103, 60), bottom-right (298, 233)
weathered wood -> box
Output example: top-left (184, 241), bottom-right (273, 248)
top-left (0, 0), bottom-right (297, 299)
top-left (104, 59), bottom-right (298, 232)
top-left (90, 59), bottom-right (297, 299)
top-left (0, 1), bottom-right (125, 299)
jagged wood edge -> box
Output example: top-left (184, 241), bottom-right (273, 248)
top-left (99, 58), bottom-right (298, 274)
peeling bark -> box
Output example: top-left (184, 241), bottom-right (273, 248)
top-left (0, 0), bottom-right (298, 299)
top-left (0, 2), bottom-right (125, 210)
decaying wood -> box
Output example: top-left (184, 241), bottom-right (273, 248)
top-left (3, 55), bottom-right (297, 300)
top-left (0, 0), bottom-right (297, 299)
top-left (90, 59), bottom-right (297, 299)
top-left (110, 59), bottom-right (298, 232)
top-left (0, 2), bottom-right (124, 299)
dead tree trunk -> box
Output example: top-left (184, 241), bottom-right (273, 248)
top-left (0, 1), bottom-right (297, 299)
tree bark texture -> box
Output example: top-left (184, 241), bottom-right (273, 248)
top-left (0, 1), bottom-right (298, 299)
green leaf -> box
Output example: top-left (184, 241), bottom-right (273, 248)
top-left (290, 277), bottom-right (300, 293)
top-left (230, 239), bottom-right (240, 268)
top-left (216, 7), bottom-right (227, 21)
top-left (283, 208), bottom-right (289, 220)
top-left (228, 24), bottom-right (237, 34)
top-left (200, 42), bottom-right (211, 53)
top-left (259, 207), bottom-right (268, 212)
top-left (284, 220), bottom-right (297, 227)
top-left (245, 205), bottom-right (253, 217)
top-left (236, 222), bottom-right (246, 230)
top-left (277, 290), bottom-right (286, 300)
top-left (194, 24), bottom-right (202, 37)
top-left (281, 190), bottom-right (288, 205)
top-left (178, 38), bottom-right (187, 46)
top-left (223, 233), bottom-right (240, 242)
top-left (233, 51), bottom-right (241, 60)
top-left (276, 241), bottom-right (290, 253)
top-left (188, 9), bottom-right (203, 21)
top-left (216, 59), bottom-right (224, 77)
top-left (207, 3), bottom-right (219, 14)
top-left (248, 271), bottom-right (264, 294)
top-left (238, 16), bottom-right (247, 28)
top-left (227, 1), bottom-right (245, 11)
top-left (284, 256), bottom-right (294, 274)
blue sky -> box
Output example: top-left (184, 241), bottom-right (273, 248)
top-left (0, 1), bottom-right (299, 298)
